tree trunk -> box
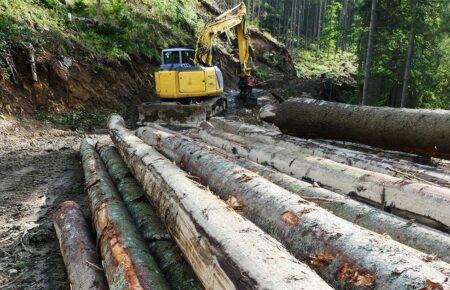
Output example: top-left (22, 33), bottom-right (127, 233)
top-left (80, 139), bottom-right (171, 290)
top-left (108, 115), bottom-right (331, 290)
top-left (196, 124), bottom-right (450, 230)
top-left (53, 201), bottom-right (108, 290)
top-left (274, 98), bottom-right (450, 156)
top-left (208, 117), bottom-right (450, 186)
top-left (400, 1), bottom-right (416, 108)
top-left (97, 144), bottom-right (202, 290)
top-left (361, 0), bottom-right (377, 105)
top-left (136, 126), bottom-right (450, 289)
top-left (26, 44), bottom-right (38, 82)
top-left (96, 0), bottom-right (104, 25)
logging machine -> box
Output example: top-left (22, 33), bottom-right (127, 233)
top-left (138, 3), bottom-right (255, 126)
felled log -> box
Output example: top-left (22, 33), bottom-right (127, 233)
top-left (274, 97), bottom-right (450, 155)
top-left (137, 126), bottom-right (450, 289)
top-left (109, 115), bottom-right (331, 290)
top-left (53, 201), bottom-right (108, 290)
top-left (98, 144), bottom-right (202, 290)
top-left (198, 128), bottom-right (450, 230)
top-left (209, 117), bottom-right (450, 187)
top-left (80, 139), bottom-right (170, 290)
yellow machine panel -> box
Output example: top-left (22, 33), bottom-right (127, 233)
top-left (155, 67), bottom-right (222, 99)
top-left (179, 71), bottom-right (206, 93)
top-left (156, 71), bottom-right (177, 97)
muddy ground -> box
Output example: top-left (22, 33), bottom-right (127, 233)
top-left (0, 117), bottom-right (99, 289)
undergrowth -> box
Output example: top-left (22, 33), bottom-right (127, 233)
top-left (0, 0), bottom-right (203, 62)
top-left (35, 110), bottom-right (113, 129)
top-left (295, 49), bottom-right (357, 85)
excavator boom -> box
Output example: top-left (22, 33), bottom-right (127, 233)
top-left (194, 3), bottom-right (251, 77)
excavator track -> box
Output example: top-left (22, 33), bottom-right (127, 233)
top-left (138, 96), bottom-right (227, 127)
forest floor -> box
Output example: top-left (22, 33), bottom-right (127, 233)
top-left (0, 117), bottom-right (104, 289)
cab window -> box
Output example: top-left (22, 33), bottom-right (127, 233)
top-left (163, 51), bottom-right (180, 65)
top-left (181, 51), bottom-right (195, 65)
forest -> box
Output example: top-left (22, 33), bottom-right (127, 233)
top-left (220, 0), bottom-right (449, 108)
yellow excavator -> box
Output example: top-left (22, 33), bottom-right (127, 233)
top-left (138, 3), bottom-right (254, 126)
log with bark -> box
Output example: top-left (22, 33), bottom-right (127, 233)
top-left (197, 127), bottom-right (450, 230)
top-left (179, 130), bottom-right (450, 263)
top-left (53, 200), bottom-right (108, 290)
top-left (274, 97), bottom-right (450, 156)
top-left (80, 138), bottom-right (171, 290)
top-left (136, 126), bottom-right (450, 289)
top-left (97, 143), bottom-right (202, 290)
top-left (108, 115), bottom-right (331, 290)
top-left (208, 117), bottom-right (450, 187)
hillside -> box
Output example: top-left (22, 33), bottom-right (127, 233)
top-left (0, 0), bottom-right (296, 121)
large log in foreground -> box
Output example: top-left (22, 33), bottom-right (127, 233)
top-left (53, 201), bottom-right (108, 290)
top-left (274, 98), bottom-right (450, 155)
top-left (209, 117), bottom-right (450, 187)
top-left (98, 144), bottom-right (202, 290)
top-left (198, 128), bottom-right (450, 230)
top-left (80, 139), bottom-right (170, 290)
top-left (137, 126), bottom-right (450, 289)
top-left (109, 115), bottom-right (331, 290)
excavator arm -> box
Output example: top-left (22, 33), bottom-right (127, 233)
top-left (194, 3), bottom-right (252, 78)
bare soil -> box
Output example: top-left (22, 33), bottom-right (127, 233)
top-left (0, 117), bottom-right (96, 289)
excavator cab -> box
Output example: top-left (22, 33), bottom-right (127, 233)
top-left (155, 48), bottom-right (224, 100)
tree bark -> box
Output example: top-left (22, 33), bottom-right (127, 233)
top-left (136, 126), bottom-right (450, 290)
top-left (53, 201), bottom-right (108, 290)
top-left (275, 98), bottom-right (450, 156)
top-left (361, 0), bottom-right (377, 105)
top-left (209, 117), bottom-right (450, 187)
top-left (80, 139), bottom-right (171, 290)
top-left (97, 144), bottom-right (202, 290)
top-left (400, 1), bottom-right (416, 108)
top-left (196, 125), bottom-right (450, 230)
top-left (108, 115), bottom-right (331, 290)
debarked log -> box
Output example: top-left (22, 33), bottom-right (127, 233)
top-left (109, 115), bottom-right (331, 290)
top-left (136, 126), bottom-right (450, 290)
top-left (208, 117), bottom-right (450, 187)
top-left (274, 97), bottom-right (450, 156)
top-left (198, 128), bottom-right (450, 230)
top-left (98, 143), bottom-right (202, 290)
top-left (80, 138), bottom-right (170, 290)
top-left (53, 200), bottom-right (108, 290)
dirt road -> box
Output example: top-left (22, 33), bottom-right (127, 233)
top-left (0, 118), bottom-right (91, 289)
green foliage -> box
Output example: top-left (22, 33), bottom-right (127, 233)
top-left (35, 110), bottom-right (112, 129)
top-left (0, 0), bottom-right (203, 62)
top-left (253, 67), bottom-right (269, 80)
top-left (295, 49), bottom-right (357, 86)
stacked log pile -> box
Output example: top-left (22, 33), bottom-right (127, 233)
top-left (197, 125), bottom-right (450, 229)
top-left (136, 125), bottom-right (450, 289)
top-left (54, 113), bottom-right (449, 290)
top-left (108, 115), bottom-right (331, 289)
